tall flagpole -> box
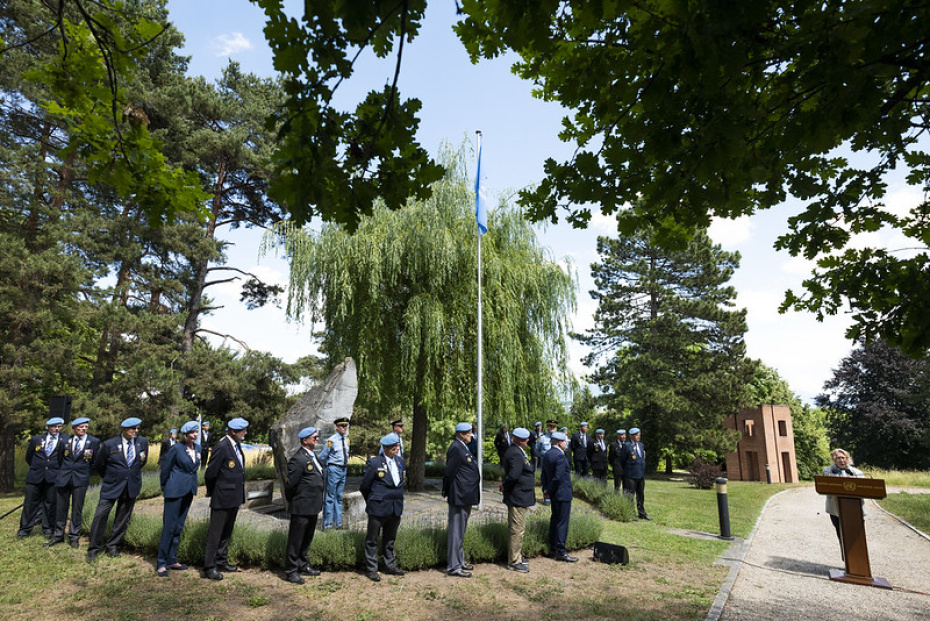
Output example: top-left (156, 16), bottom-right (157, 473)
top-left (475, 130), bottom-right (484, 507)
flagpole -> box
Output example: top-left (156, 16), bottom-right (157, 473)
top-left (475, 130), bottom-right (484, 508)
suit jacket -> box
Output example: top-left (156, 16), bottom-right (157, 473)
top-left (541, 447), bottom-right (572, 502)
top-left (25, 432), bottom-right (64, 485)
top-left (158, 438), bottom-right (176, 464)
top-left (493, 429), bottom-right (511, 457)
top-left (443, 439), bottom-right (480, 506)
top-left (608, 440), bottom-right (625, 476)
top-left (160, 441), bottom-right (200, 499)
top-left (284, 447), bottom-right (325, 516)
top-left (56, 433), bottom-right (100, 488)
top-left (501, 444), bottom-right (536, 508)
top-left (94, 434), bottom-right (149, 500)
top-left (205, 435), bottom-right (246, 509)
top-left (588, 438), bottom-right (609, 469)
top-left (620, 441), bottom-right (646, 480)
top-left (360, 454), bottom-right (405, 517)
top-left (570, 432), bottom-right (590, 462)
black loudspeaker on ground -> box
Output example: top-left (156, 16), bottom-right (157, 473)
top-left (593, 541), bottom-right (629, 565)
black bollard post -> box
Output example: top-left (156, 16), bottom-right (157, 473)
top-left (715, 477), bottom-right (733, 540)
top-left (765, 463), bottom-right (772, 484)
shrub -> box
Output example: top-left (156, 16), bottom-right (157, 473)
top-left (571, 475), bottom-right (636, 522)
top-left (687, 457), bottom-right (722, 489)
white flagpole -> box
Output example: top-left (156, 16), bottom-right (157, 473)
top-left (476, 130), bottom-right (484, 508)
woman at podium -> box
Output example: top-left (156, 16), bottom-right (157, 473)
top-left (822, 448), bottom-right (864, 558)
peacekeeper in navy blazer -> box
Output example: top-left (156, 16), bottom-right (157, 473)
top-left (203, 417), bottom-right (248, 580)
top-left (283, 426), bottom-right (325, 585)
top-left (360, 432), bottom-right (407, 582)
top-left (541, 431), bottom-right (577, 562)
top-left (443, 422), bottom-right (481, 578)
top-left (18, 416), bottom-right (65, 539)
top-left (86, 417), bottom-right (148, 561)
top-left (620, 427), bottom-right (651, 520)
top-left (49, 417), bottom-right (99, 548)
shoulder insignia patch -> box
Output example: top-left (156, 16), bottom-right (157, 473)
top-left (228, 460), bottom-right (236, 468)
top-left (326, 440), bottom-right (333, 447)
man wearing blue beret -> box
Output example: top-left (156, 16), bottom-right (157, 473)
top-left (158, 428), bottom-right (178, 469)
top-left (283, 427), bottom-right (325, 584)
top-left (542, 431), bottom-right (577, 562)
top-left (570, 422), bottom-right (592, 476)
top-left (86, 417), bottom-right (149, 561)
top-left (17, 417), bottom-right (65, 539)
top-left (443, 422), bottom-right (480, 578)
top-left (620, 427), bottom-right (651, 520)
top-left (502, 427), bottom-right (535, 573)
top-left (609, 429), bottom-right (628, 493)
top-left (589, 429), bottom-right (609, 480)
top-left (360, 432), bottom-right (407, 582)
top-left (203, 418), bottom-right (249, 580)
top-left (49, 417), bottom-right (99, 548)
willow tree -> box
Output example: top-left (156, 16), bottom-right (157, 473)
top-left (266, 147), bottom-right (575, 490)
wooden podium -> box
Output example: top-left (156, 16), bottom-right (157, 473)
top-left (814, 476), bottom-right (891, 589)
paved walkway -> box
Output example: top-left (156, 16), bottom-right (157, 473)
top-left (714, 486), bottom-right (930, 621)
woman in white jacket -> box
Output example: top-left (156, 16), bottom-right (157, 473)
top-left (822, 448), bottom-right (864, 559)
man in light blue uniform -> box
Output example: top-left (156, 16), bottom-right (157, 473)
top-left (534, 419), bottom-right (557, 462)
top-left (318, 417), bottom-right (350, 529)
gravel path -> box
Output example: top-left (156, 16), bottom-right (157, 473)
top-left (717, 486), bottom-right (930, 620)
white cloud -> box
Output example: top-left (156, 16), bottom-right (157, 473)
top-left (708, 215), bottom-right (754, 249)
top-left (213, 32), bottom-right (252, 57)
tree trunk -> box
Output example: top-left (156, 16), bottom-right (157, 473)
top-left (0, 417), bottom-right (18, 493)
top-left (407, 397), bottom-right (428, 491)
top-left (665, 453), bottom-right (673, 474)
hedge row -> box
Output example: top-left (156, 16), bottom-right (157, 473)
top-left (570, 475), bottom-right (638, 522)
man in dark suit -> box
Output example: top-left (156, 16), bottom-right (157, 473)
top-left (203, 418), bottom-right (248, 580)
top-left (620, 427), bottom-right (650, 520)
top-left (588, 428), bottom-right (609, 480)
top-left (18, 416), bottom-right (64, 539)
top-left (158, 428), bottom-right (177, 469)
top-left (493, 424), bottom-right (511, 463)
top-left (283, 426), bottom-right (325, 584)
top-left (86, 417), bottom-right (149, 561)
top-left (49, 417), bottom-right (99, 548)
top-left (443, 422), bottom-right (480, 578)
top-left (528, 421), bottom-right (542, 468)
top-left (570, 422), bottom-right (591, 476)
top-left (501, 427), bottom-right (535, 573)
top-left (199, 421), bottom-right (212, 470)
top-left (608, 429), bottom-right (627, 493)
top-left (360, 432), bottom-right (406, 582)
top-left (541, 431), bottom-right (577, 562)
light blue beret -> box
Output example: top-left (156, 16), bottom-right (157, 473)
top-left (46, 417), bottom-right (64, 426)
top-left (596, 429), bottom-right (605, 434)
top-left (455, 422), bottom-right (472, 433)
top-left (629, 427), bottom-right (640, 435)
top-left (121, 417), bottom-right (142, 428)
top-left (551, 431), bottom-right (567, 442)
top-left (617, 429), bottom-right (626, 435)
top-left (380, 432), bottom-right (401, 446)
top-left (535, 421), bottom-right (542, 427)
top-left (560, 427), bottom-right (568, 432)
top-left (203, 421), bottom-right (211, 426)
top-left (70, 417), bottom-right (90, 426)
top-left (170, 428), bottom-right (178, 434)
top-left (228, 418), bottom-right (249, 430)
top-left (298, 426), bottom-right (318, 439)
top-left (580, 422), bottom-right (589, 427)
top-left (512, 427), bottom-right (530, 440)
top-left (180, 421), bottom-right (199, 434)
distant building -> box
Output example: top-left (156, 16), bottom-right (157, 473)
top-left (724, 405), bottom-right (798, 483)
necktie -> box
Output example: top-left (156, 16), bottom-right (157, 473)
top-left (341, 436), bottom-right (348, 465)
top-left (582, 435), bottom-right (586, 447)
top-left (126, 440), bottom-right (135, 463)
top-left (45, 435), bottom-right (55, 456)
top-left (75, 437), bottom-right (82, 454)
top-left (235, 442), bottom-right (244, 467)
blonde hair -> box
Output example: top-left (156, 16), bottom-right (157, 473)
top-left (830, 448), bottom-right (853, 465)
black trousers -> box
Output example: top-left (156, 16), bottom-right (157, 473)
top-left (18, 480), bottom-right (56, 537)
top-left (54, 483), bottom-right (88, 542)
top-left (364, 512), bottom-right (401, 573)
top-left (612, 467), bottom-right (625, 492)
top-left (87, 492), bottom-right (136, 555)
top-left (573, 458), bottom-right (590, 477)
top-left (592, 466), bottom-right (608, 480)
top-left (623, 477), bottom-right (647, 517)
top-left (548, 499), bottom-right (571, 557)
top-left (204, 506), bottom-right (239, 570)
top-left (285, 513), bottom-right (318, 575)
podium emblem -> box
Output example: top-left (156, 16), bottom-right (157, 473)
top-left (843, 480), bottom-right (857, 492)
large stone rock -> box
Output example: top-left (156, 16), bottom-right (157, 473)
top-left (269, 357), bottom-right (358, 500)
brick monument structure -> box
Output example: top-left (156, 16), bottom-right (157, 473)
top-left (724, 405), bottom-right (798, 483)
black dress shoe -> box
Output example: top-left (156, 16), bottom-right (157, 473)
top-left (285, 573), bottom-right (304, 585)
top-left (216, 563), bottom-right (238, 572)
top-left (639, 514), bottom-right (653, 521)
top-left (298, 566), bottom-right (320, 576)
top-left (447, 570), bottom-right (472, 578)
top-left (367, 571), bottom-right (381, 582)
top-left (105, 549), bottom-right (120, 558)
top-left (384, 567), bottom-right (406, 576)
top-left (204, 569), bottom-right (224, 581)
top-left (555, 554), bottom-right (578, 563)
top-left (45, 539), bottom-right (64, 547)
top-left (462, 563), bottom-right (474, 571)
top-left (85, 553), bottom-right (97, 564)
top-left (70, 541), bottom-right (80, 549)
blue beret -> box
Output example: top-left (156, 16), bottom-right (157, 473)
top-left (455, 422), bottom-right (472, 433)
top-left (629, 427), bottom-right (640, 435)
top-left (228, 418), bottom-right (249, 430)
top-left (551, 432), bottom-right (567, 442)
top-left (580, 422), bottom-right (589, 427)
top-left (560, 427), bottom-right (568, 432)
top-left (380, 432), bottom-right (401, 446)
top-left (617, 429), bottom-right (626, 435)
top-left (70, 417), bottom-right (90, 426)
top-left (170, 428), bottom-right (178, 434)
top-left (180, 421), bottom-right (199, 434)
top-left (121, 417), bottom-right (142, 428)
top-left (46, 417), bottom-right (64, 426)
top-left (535, 421), bottom-right (542, 427)
top-left (596, 429), bottom-right (605, 434)
top-left (298, 427), bottom-right (318, 439)
top-left (203, 421), bottom-right (210, 426)
top-left (512, 427), bottom-right (530, 439)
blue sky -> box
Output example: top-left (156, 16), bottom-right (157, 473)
top-left (165, 1), bottom-right (922, 403)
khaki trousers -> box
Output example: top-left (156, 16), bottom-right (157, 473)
top-left (507, 505), bottom-right (530, 565)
